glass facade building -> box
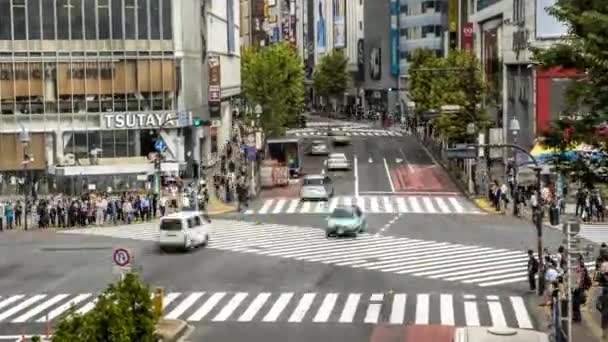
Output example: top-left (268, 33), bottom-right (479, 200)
top-left (398, 0), bottom-right (446, 74)
top-left (0, 0), bottom-right (194, 195)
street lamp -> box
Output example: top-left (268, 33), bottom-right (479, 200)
top-left (19, 125), bottom-right (31, 231)
top-left (509, 118), bottom-right (521, 216)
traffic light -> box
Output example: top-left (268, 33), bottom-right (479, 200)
top-left (192, 118), bottom-right (212, 127)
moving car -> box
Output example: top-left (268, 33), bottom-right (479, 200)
top-left (326, 205), bottom-right (366, 237)
top-left (326, 153), bottom-right (351, 171)
top-left (158, 211), bottom-right (210, 252)
top-left (310, 139), bottom-right (330, 155)
top-left (300, 174), bottom-right (334, 200)
top-left (328, 129), bottom-right (352, 145)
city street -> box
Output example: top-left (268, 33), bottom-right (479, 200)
top-left (0, 119), bottom-right (565, 340)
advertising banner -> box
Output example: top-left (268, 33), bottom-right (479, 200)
top-left (333, 0), bottom-right (345, 48)
top-left (461, 22), bottom-right (474, 51)
top-left (356, 39), bottom-right (364, 81)
top-left (448, 0), bottom-right (458, 32)
top-left (315, 0), bottom-right (326, 53)
top-left (208, 55), bottom-right (221, 117)
top-left (390, 0), bottom-right (399, 76)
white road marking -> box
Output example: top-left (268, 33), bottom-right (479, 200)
top-left (272, 199), bottom-right (286, 214)
top-left (238, 293), bottom-right (271, 322)
top-left (510, 296), bottom-right (533, 329)
top-left (449, 197), bottom-right (464, 213)
top-left (390, 294), bottom-right (406, 324)
top-left (338, 294), bottom-right (361, 323)
top-left (37, 294), bottom-right (91, 322)
top-left (166, 292), bottom-right (205, 320)
top-left (258, 200), bottom-right (274, 214)
top-left (370, 197), bottom-right (380, 213)
top-left (0, 295), bottom-right (46, 322)
top-left (300, 201), bottom-right (311, 213)
top-left (11, 294), bottom-right (69, 323)
top-left (288, 293), bottom-right (316, 323)
top-left (396, 197), bottom-right (408, 212)
top-left (464, 300), bottom-right (480, 326)
top-left (262, 293), bottom-right (294, 322)
top-left (212, 292), bottom-right (248, 322)
top-left (354, 156), bottom-right (359, 197)
top-left (415, 294), bottom-right (429, 324)
top-left (422, 197), bottom-right (437, 213)
top-left (440, 294), bottom-right (454, 326)
top-left (187, 292), bottom-right (226, 321)
top-left (312, 293), bottom-right (338, 323)
top-left (383, 197), bottom-right (394, 213)
top-left (384, 158), bottom-right (395, 193)
top-left (286, 199), bottom-right (299, 214)
top-left (488, 301), bottom-right (507, 327)
top-left (409, 197), bottom-right (422, 213)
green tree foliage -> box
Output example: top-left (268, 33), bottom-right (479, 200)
top-left (241, 42), bottom-right (305, 137)
top-left (52, 273), bottom-right (159, 342)
top-left (531, 0), bottom-right (608, 184)
top-left (409, 49), bottom-right (491, 142)
top-left (313, 49), bottom-right (349, 107)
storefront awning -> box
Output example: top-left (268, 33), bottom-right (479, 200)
top-left (49, 162), bottom-right (180, 176)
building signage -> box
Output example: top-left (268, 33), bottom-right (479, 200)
top-left (208, 54), bottom-right (221, 118)
top-left (316, 0), bottom-right (327, 53)
top-left (356, 39), bottom-right (364, 81)
top-left (333, 0), bottom-right (346, 48)
top-left (461, 22), bottom-right (474, 51)
top-left (102, 112), bottom-right (178, 129)
top-left (448, 0), bottom-right (458, 32)
top-left (390, 0), bottom-right (399, 76)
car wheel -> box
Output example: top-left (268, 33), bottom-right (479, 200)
top-left (202, 234), bottom-right (209, 247)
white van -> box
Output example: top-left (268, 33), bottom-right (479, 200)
top-left (158, 211), bottom-right (210, 252)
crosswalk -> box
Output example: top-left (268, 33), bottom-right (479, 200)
top-left (62, 219), bottom-right (533, 287)
top-left (0, 291), bottom-right (533, 328)
top-left (578, 224), bottom-right (608, 245)
top-left (287, 128), bottom-right (403, 137)
top-left (246, 196), bottom-right (483, 215)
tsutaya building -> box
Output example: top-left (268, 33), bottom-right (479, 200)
top-left (0, 0), bottom-right (217, 195)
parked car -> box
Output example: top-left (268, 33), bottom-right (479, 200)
top-left (325, 205), bottom-right (367, 237)
top-left (310, 139), bottom-right (330, 155)
top-left (158, 211), bottom-right (210, 252)
top-left (300, 174), bottom-right (334, 201)
top-left (326, 153), bottom-right (351, 171)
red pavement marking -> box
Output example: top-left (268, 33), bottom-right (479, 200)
top-left (390, 165), bottom-right (458, 192)
top-left (369, 324), bottom-right (455, 342)
top-left (260, 180), bottom-right (302, 199)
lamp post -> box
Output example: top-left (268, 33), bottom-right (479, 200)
top-left (509, 118), bottom-right (521, 216)
top-left (466, 123), bottom-right (477, 194)
top-left (251, 105), bottom-right (263, 194)
top-left (19, 126), bottom-right (31, 231)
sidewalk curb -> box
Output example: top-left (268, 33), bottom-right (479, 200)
top-left (155, 319), bottom-right (191, 342)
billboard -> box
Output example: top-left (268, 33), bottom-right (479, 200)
top-left (369, 47), bottom-right (381, 80)
top-left (448, 0), bottom-right (458, 32)
top-left (315, 0), bottom-right (327, 53)
top-left (390, 0), bottom-right (399, 76)
top-left (461, 22), bottom-right (474, 51)
top-left (536, 0), bottom-right (568, 39)
top-left (356, 39), bottom-right (364, 81)
top-left (333, 0), bottom-right (345, 48)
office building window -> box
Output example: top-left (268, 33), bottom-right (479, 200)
top-left (42, 0), bottom-right (55, 39)
top-left (84, 0), bottom-right (96, 39)
top-left (98, 0), bottom-right (111, 39)
top-left (0, 0), bottom-right (9, 39)
top-left (70, 0), bottom-right (83, 40)
top-left (111, 0), bottom-right (123, 39)
top-left (28, 0), bottom-right (42, 40)
top-left (399, 28), bottom-right (407, 37)
top-left (137, 0), bottom-right (149, 39)
top-left (399, 51), bottom-right (407, 59)
top-left (227, 0), bottom-right (235, 53)
top-left (56, 0), bottom-right (70, 39)
top-left (161, 0), bottom-right (172, 39)
top-left (399, 5), bottom-right (408, 13)
top-left (513, 0), bottom-right (525, 24)
top-left (125, 0), bottom-right (137, 39)
top-left (12, 0), bottom-right (26, 40)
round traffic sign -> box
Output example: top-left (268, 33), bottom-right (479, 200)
top-left (113, 248), bottom-right (131, 267)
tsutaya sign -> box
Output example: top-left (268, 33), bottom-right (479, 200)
top-left (102, 112), bottom-right (178, 129)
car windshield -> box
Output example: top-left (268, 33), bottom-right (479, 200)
top-left (331, 208), bottom-right (354, 218)
top-left (160, 219), bottom-right (182, 231)
top-left (304, 178), bottom-right (324, 186)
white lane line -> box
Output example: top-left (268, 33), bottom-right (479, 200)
top-left (12, 294), bottom-right (70, 323)
top-left (370, 197), bottom-right (380, 213)
top-left (312, 293), bottom-right (338, 323)
top-left (37, 293), bottom-right (91, 322)
top-left (187, 292), bottom-right (226, 321)
top-left (258, 200), bottom-right (274, 214)
top-left (272, 199), bottom-right (287, 214)
top-left (212, 292), bottom-right (249, 322)
top-left (422, 197), bottom-right (437, 213)
top-left (415, 294), bottom-right (429, 325)
top-left (364, 303), bottom-right (382, 324)
top-left (383, 197), bottom-right (394, 213)
top-left (300, 201), bottom-right (311, 213)
top-left (338, 294), bottom-right (361, 323)
top-left (396, 197), bottom-right (408, 212)
top-left (440, 294), bottom-right (454, 326)
top-left (238, 293), bottom-right (271, 322)
top-left (409, 197), bottom-right (422, 213)
top-left (288, 293), bottom-right (316, 323)
top-left (354, 156), bottom-right (359, 197)
top-left (464, 301), bottom-right (480, 326)
top-left (384, 158), bottom-right (395, 193)
top-left (510, 296), bottom-right (533, 329)
top-left (166, 292), bottom-right (205, 320)
top-left (262, 293), bottom-right (294, 322)
top-left (0, 294), bottom-right (46, 322)
top-left (488, 301), bottom-right (507, 327)
top-left (286, 199), bottom-right (299, 214)
top-left (448, 197), bottom-right (464, 213)
top-left (390, 294), bottom-right (406, 324)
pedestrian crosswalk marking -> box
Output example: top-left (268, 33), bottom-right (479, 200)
top-left (60, 220), bottom-right (537, 287)
top-left (163, 292), bottom-right (181, 309)
top-left (250, 196), bottom-right (482, 215)
top-left (0, 296), bottom-right (25, 312)
top-left (288, 129), bottom-right (403, 137)
top-left (0, 291), bottom-right (535, 328)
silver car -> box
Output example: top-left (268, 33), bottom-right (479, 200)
top-left (326, 153), bottom-right (351, 171)
top-left (300, 175), bottom-right (334, 201)
top-left (310, 140), bottom-right (330, 155)
top-left (329, 129), bottom-right (352, 145)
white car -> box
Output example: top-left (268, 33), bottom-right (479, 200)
top-left (326, 153), bottom-right (351, 171)
top-left (158, 211), bottom-right (210, 252)
top-left (300, 174), bottom-right (334, 201)
top-left (310, 140), bottom-right (330, 155)
top-left (329, 129), bottom-right (352, 145)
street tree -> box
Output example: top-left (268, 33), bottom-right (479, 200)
top-left (531, 0), bottom-right (608, 188)
top-left (51, 273), bottom-right (159, 342)
top-left (241, 42), bottom-right (305, 137)
top-left (409, 49), bottom-right (490, 142)
top-left (312, 49), bottom-right (349, 112)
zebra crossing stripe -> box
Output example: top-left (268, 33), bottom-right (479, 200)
top-left (12, 294), bottom-right (69, 323)
top-left (272, 199), bottom-right (287, 214)
top-left (510, 296), bottom-right (533, 329)
top-left (163, 292), bottom-right (181, 309)
top-left (449, 197), bottom-right (464, 213)
top-left (212, 292), bottom-right (248, 322)
top-left (0, 295), bottom-right (46, 322)
top-left (364, 293), bottom-right (383, 324)
top-left (423, 197), bottom-right (437, 213)
top-left (187, 292), bottom-right (226, 321)
top-left (464, 298), bottom-right (480, 327)
top-left (440, 294), bottom-right (454, 326)
top-left (166, 292), bottom-right (205, 320)
top-left (313, 294), bottom-right (338, 323)
top-left (390, 294), bottom-right (406, 324)
top-left (338, 294), bottom-right (361, 323)
top-left (436, 197), bottom-right (450, 213)
top-left (37, 293), bottom-right (91, 322)
top-left (396, 197), bottom-right (408, 212)
top-left (239, 293), bottom-right (271, 322)
top-left (383, 197), bottom-right (394, 213)
top-left (263, 293), bottom-right (294, 322)
top-left (286, 200), bottom-right (299, 213)
top-left (409, 197), bottom-right (422, 213)
top-left (0, 296), bottom-right (25, 312)
top-left (415, 294), bottom-right (430, 325)
top-left (259, 200), bottom-right (274, 214)
top-left (300, 201), bottom-right (311, 213)
top-left (488, 300), bottom-right (507, 327)
top-left (288, 293), bottom-right (316, 323)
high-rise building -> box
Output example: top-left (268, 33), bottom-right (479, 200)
top-left (0, 0), bottom-right (240, 195)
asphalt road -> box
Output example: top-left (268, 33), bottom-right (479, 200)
top-left (0, 121), bottom-right (564, 340)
